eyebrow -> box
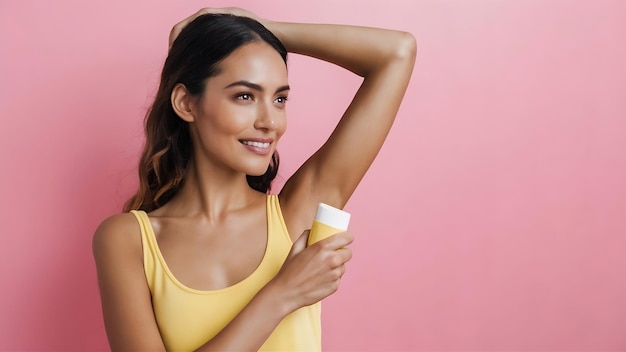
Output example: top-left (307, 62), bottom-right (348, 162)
top-left (224, 80), bottom-right (290, 94)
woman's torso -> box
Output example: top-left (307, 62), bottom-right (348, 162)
top-left (130, 195), bottom-right (321, 351)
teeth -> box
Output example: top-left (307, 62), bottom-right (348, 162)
top-left (242, 140), bottom-right (270, 148)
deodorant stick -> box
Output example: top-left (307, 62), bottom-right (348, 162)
top-left (307, 203), bottom-right (351, 246)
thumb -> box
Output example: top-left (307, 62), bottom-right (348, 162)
top-left (288, 230), bottom-right (310, 258)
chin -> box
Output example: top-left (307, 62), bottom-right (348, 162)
top-left (242, 163), bottom-right (272, 177)
top-left (246, 168), bottom-right (270, 177)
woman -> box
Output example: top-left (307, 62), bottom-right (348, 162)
top-left (93, 7), bottom-right (416, 351)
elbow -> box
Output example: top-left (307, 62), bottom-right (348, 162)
top-left (395, 31), bottom-right (417, 63)
top-left (359, 31), bottom-right (417, 77)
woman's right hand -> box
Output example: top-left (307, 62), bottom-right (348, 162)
top-left (267, 230), bottom-right (354, 313)
top-left (168, 7), bottom-right (265, 49)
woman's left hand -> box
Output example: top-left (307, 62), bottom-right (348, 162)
top-left (168, 7), bottom-right (264, 49)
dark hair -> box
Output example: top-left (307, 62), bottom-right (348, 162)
top-left (124, 14), bottom-right (287, 212)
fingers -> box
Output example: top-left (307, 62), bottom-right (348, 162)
top-left (334, 247), bottom-right (353, 265)
top-left (168, 7), bottom-right (263, 50)
top-left (328, 256), bottom-right (349, 294)
top-left (168, 8), bottom-right (228, 49)
top-left (326, 247), bottom-right (352, 270)
top-left (316, 231), bottom-right (354, 250)
top-left (273, 230), bottom-right (352, 308)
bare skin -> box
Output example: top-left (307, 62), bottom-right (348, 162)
top-left (93, 7), bottom-right (416, 352)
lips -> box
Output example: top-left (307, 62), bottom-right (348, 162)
top-left (239, 138), bottom-right (274, 155)
top-left (240, 140), bottom-right (270, 149)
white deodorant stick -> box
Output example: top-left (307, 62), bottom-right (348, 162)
top-left (307, 203), bottom-right (351, 246)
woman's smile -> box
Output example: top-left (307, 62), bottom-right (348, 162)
top-left (240, 139), bottom-right (274, 155)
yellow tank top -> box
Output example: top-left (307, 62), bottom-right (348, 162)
top-left (130, 195), bottom-right (321, 351)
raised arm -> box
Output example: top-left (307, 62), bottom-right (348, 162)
top-left (168, 8), bottom-right (416, 230)
top-left (269, 21), bottom-right (417, 231)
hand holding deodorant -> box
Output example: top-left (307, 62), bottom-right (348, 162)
top-left (307, 203), bottom-right (351, 246)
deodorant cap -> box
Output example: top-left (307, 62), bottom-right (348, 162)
top-left (315, 203), bottom-right (351, 230)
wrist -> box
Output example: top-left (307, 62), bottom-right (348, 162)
top-left (257, 280), bottom-right (296, 318)
top-left (262, 20), bottom-right (290, 49)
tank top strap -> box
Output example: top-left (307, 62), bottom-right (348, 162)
top-left (266, 194), bottom-right (293, 246)
top-left (129, 210), bottom-right (159, 288)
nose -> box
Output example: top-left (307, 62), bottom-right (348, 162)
top-left (253, 101), bottom-right (278, 131)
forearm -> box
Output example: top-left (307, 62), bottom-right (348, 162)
top-left (266, 21), bottom-right (416, 77)
top-left (194, 284), bottom-right (291, 352)
top-left (264, 19), bottom-right (416, 206)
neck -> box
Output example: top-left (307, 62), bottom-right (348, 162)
top-left (164, 160), bottom-right (265, 221)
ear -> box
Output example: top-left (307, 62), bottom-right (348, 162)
top-left (171, 83), bottom-right (196, 122)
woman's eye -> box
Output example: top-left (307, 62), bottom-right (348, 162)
top-left (237, 93), bottom-right (253, 101)
top-left (275, 96), bottom-right (288, 104)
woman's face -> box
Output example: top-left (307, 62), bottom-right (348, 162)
top-left (190, 41), bottom-right (289, 177)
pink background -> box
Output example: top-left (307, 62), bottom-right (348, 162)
top-left (1, 0), bottom-right (625, 350)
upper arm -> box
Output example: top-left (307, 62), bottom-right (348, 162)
top-left (280, 32), bottom-right (417, 232)
top-left (92, 214), bottom-right (166, 351)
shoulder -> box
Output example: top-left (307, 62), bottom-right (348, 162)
top-left (92, 212), bottom-right (143, 262)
